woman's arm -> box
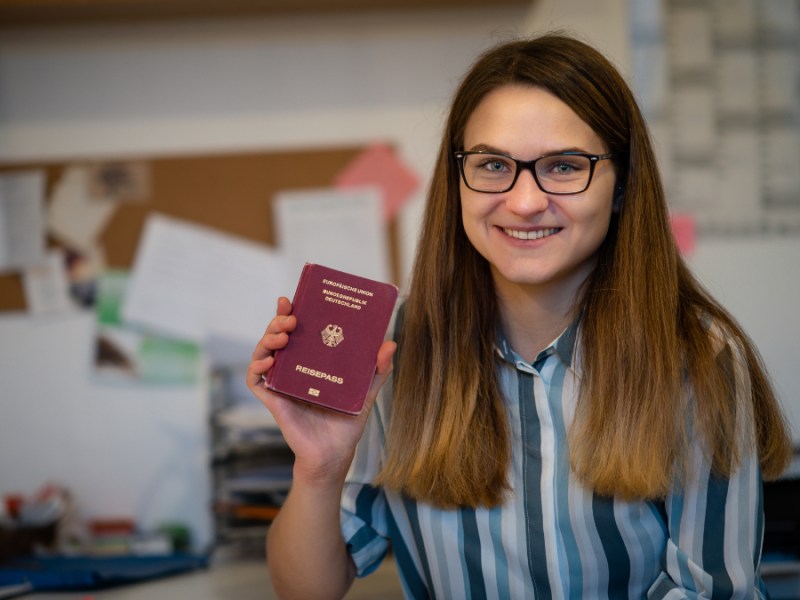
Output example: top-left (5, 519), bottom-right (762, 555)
top-left (648, 449), bottom-right (767, 599)
top-left (648, 337), bottom-right (768, 599)
top-left (246, 296), bottom-right (396, 599)
top-left (265, 464), bottom-right (358, 599)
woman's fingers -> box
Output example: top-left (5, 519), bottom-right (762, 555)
top-left (276, 295), bottom-right (293, 317)
top-left (252, 311), bottom-right (296, 363)
top-left (248, 297), bottom-right (296, 390)
top-left (361, 340), bottom-right (397, 415)
top-left (376, 340), bottom-right (397, 376)
top-left (246, 354), bottom-right (275, 391)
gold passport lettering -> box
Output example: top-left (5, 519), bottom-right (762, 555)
top-left (322, 289), bottom-right (367, 305)
top-left (295, 364), bottom-right (344, 384)
top-left (322, 278), bottom-right (374, 297)
top-left (324, 295), bottom-right (363, 310)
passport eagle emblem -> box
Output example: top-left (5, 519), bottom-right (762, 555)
top-left (321, 324), bottom-right (344, 347)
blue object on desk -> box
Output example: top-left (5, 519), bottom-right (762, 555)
top-left (0, 554), bottom-right (209, 592)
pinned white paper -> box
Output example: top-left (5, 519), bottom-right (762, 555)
top-left (47, 166), bottom-right (117, 253)
top-left (122, 213), bottom-right (290, 348)
top-left (273, 186), bottom-right (390, 284)
top-left (22, 249), bottom-right (73, 315)
top-left (0, 170), bottom-right (47, 273)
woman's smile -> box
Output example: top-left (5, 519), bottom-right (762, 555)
top-left (500, 226), bottom-right (562, 241)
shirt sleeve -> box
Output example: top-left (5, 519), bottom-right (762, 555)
top-left (647, 332), bottom-right (769, 600)
top-left (340, 377), bottom-right (393, 577)
top-left (341, 482), bottom-right (391, 577)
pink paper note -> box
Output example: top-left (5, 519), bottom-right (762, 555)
top-left (334, 143), bottom-right (420, 222)
top-left (670, 213), bottom-right (696, 256)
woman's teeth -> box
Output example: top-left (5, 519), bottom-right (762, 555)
top-left (503, 227), bottom-right (560, 240)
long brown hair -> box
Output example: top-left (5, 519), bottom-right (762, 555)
top-left (376, 33), bottom-right (791, 508)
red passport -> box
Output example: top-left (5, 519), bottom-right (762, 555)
top-left (266, 263), bottom-right (398, 415)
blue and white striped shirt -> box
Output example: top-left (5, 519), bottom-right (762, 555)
top-left (341, 318), bottom-right (768, 599)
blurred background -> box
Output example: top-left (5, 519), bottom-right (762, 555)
top-left (0, 0), bottom-right (798, 595)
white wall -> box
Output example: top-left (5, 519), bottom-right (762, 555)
top-left (689, 238), bottom-right (800, 444)
top-left (1, 0), bottom-right (795, 554)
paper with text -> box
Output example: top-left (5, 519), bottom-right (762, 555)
top-left (273, 186), bottom-right (390, 284)
top-left (122, 213), bottom-right (290, 349)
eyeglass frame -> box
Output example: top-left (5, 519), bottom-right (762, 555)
top-left (453, 150), bottom-right (615, 195)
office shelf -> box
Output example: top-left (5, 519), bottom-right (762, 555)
top-left (209, 366), bottom-right (293, 555)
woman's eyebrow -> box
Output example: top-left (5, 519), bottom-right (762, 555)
top-left (464, 144), bottom-right (595, 157)
top-left (464, 143), bottom-right (507, 154)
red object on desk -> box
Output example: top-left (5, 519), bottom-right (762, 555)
top-left (4, 494), bottom-right (23, 519)
top-left (88, 518), bottom-right (136, 537)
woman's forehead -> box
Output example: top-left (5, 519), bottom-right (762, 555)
top-left (461, 85), bottom-right (608, 157)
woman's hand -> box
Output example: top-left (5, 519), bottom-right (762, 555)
top-left (246, 296), bottom-right (396, 484)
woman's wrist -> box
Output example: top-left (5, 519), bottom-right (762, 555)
top-left (291, 452), bottom-right (355, 489)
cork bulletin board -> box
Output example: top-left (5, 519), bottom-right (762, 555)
top-left (0, 146), bottom-right (403, 311)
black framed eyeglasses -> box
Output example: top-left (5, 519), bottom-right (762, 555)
top-left (454, 150), bottom-right (614, 195)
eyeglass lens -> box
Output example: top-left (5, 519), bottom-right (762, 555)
top-left (462, 153), bottom-right (594, 194)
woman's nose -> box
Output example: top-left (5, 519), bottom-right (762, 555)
top-left (504, 169), bottom-right (550, 216)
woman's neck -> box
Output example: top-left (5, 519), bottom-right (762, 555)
top-left (493, 278), bottom-right (581, 364)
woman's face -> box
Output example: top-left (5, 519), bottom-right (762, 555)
top-left (459, 84), bottom-right (617, 302)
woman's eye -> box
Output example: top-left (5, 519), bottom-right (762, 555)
top-left (479, 158), bottom-right (511, 172)
top-left (541, 156), bottom-right (588, 178)
top-left (550, 161), bottom-right (576, 174)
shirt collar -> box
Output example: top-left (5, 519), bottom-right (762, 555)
top-left (495, 314), bottom-right (580, 370)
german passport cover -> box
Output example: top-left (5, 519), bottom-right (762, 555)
top-left (266, 263), bottom-right (398, 415)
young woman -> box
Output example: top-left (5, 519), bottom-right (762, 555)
top-left (247, 33), bottom-right (791, 599)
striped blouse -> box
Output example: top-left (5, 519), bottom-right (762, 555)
top-left (340, 318), bottom-right (769, 599)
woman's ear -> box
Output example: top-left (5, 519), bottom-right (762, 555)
top-left (613, 184), bottom-right (624, 213)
